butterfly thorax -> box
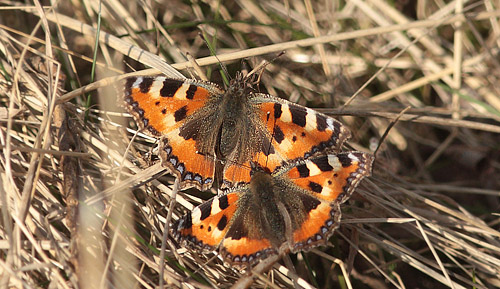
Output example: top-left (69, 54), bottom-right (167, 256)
top-left (215, 76), bottom-right (262, 164)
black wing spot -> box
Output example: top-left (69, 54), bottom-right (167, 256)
top-left (296, 164), bottom-right (310, 178)
top-left (291, 106), bottom-right (307, 127)
top-left (217, 215), bottom-right (228, 231)
top-left (174, 105), bottom-right (188, 121)
top-left (161, 108), bottom-right (167, 114)
top-left (292, 136), bottom-right (297, 142)
top-left (219, 195), bottom-right (229, 210)
top-left (337, 154), bottom-right (353, 167)
top-left (160, 79), bottom-right (183, 97)
top-left (186, 84), bottom-right (197, 99)
top-left (125, 78), bottom-right (136, 94)
top-left (155, 101), bottom-right (160, 106)
top-left (274, 125), bottom-right (285, 144)
top-left (199, 199), bottom-right (214, 220)
top-left (308, 181), bottom-right (323, 193)
top-left (316, 114), bottom-right (328, 131)
top-left (312, 157), bottom-right (334, 171)
top-left (273, 103), bottom-right (282, 119)
top-left (139, 77), bottom-right (154, 93)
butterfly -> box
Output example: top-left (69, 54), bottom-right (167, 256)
top-left (123, 72), bottom-right (351, 191)
top-left (172, 151), bottom-right (373, 266)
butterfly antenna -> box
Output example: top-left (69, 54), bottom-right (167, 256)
top-left (247, 51), bottom-right (286, 84)
top-left (198, 31), bottom-right (231, 86)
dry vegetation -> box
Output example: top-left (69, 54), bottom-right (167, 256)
top-left (1, 0), bottom-right (500, 288)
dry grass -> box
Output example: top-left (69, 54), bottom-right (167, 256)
top-left (1, 0), bottom-right (500, 288)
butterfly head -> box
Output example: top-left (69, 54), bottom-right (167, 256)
top-left (225, 71), bottom-right (258, 97)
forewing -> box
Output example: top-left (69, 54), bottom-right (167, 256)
top-left (222, 93), bottom-right (352, 187)
top-left (123, 76), bottom-right (224, 190)
top-left (123, 76), bottom-right (221, 136)
top-left (253, 93), bottom-right (351, 161)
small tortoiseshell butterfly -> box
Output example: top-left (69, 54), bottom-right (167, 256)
top-left (123, 73), bottom-right (351, 190)
top-left (172, 152), bottom-right (373, 266)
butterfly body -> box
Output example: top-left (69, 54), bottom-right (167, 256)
top-left (173, 152), bottom-right (373, 266)
top-left (124, 73), bottom-right (351, 190)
